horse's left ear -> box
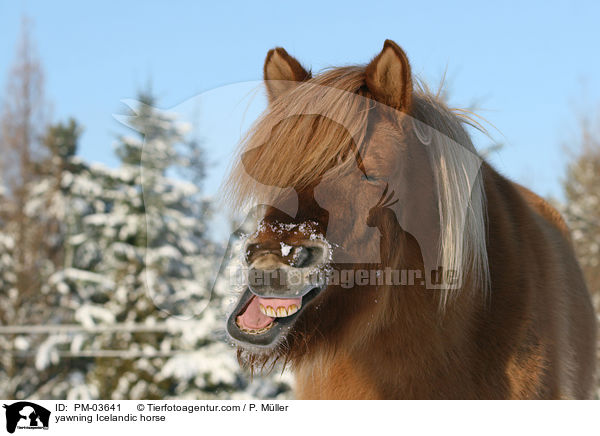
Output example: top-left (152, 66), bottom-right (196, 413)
top-left (365, 40), bottom-right (413, 111)
top-left (264, 47), bottom-right (311, 104)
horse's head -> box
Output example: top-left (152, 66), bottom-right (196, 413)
top-left (226, 41), bottom-right (487, 368)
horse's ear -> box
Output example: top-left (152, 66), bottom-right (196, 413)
top-left (264, 47), bottom-right (311, 104)
top-left (365, 40), bottom-right (413, 111)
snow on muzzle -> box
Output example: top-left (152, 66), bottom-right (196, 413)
top-left (227, 237), bottom-right (330, 347)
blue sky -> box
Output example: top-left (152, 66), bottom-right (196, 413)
top-left (1, 0), bottom-right (600, 201)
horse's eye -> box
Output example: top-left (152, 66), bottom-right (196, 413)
top-left (361, 173), bottom-right (381, 183)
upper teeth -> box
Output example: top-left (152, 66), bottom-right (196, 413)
top-left (260, 304), bottom-right (300, 317)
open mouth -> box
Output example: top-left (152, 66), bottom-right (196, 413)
top-left (227, 286), bottom-right (323, 348)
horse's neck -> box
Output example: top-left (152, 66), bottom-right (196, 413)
top-left (295, 282), bottom-right (479, 399)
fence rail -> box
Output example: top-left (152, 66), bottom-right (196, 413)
top-left (0, 322), bottom-right (203, 335)
top-left (14, 350), bottom-right (198, 358)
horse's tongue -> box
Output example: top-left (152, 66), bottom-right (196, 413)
top-left (236, 297), bottom-right (273, 330)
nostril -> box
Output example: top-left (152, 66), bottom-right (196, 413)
top-left (291, 246), bottom-right (311, 267)
top-left (291, 246), bottom-right (326, 268)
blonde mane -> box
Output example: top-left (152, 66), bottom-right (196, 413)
top-left (226, 67), bottom-right (371, 207)
top-left (411, 88), bottom-right (490, 304)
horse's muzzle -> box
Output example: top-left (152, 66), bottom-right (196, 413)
top-left (245, 241), bottom-right (329, 299)
top-left (227, 225), bottom-right (331, 348)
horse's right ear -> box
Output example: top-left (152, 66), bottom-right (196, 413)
top-left (365, 40), bottom-right (413, 111)
top-left (264, 47), bottom-right (311, 104)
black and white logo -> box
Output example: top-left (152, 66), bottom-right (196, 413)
top-left (2, 402), bottom-right (50, 434)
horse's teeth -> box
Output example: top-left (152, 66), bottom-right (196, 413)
top-left (259, 302), bottom-right (302, 317)
top-left (287, 304), bottom-right (299, 315)
top-left (236, 320), bottom-right (274, 335)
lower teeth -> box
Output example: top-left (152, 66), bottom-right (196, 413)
top-left (236, 319), bottom-right (274, 334)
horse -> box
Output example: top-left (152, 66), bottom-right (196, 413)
top-left (225, 40), bottom-right (597, 399)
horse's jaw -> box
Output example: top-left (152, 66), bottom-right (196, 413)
top-left (226, 285), bottom-right (325, 351)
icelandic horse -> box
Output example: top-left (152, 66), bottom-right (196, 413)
top-left (225, 40), bottom-right (597, 399)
